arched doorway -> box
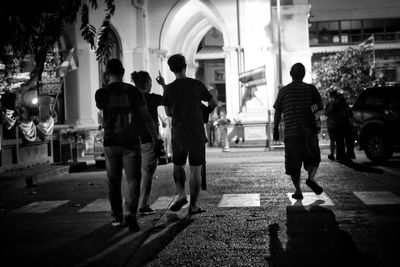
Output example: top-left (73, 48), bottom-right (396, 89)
top-left (195, 27), bottom-right (226, 115)
top-left (159, 0), bottom-right (239, 118)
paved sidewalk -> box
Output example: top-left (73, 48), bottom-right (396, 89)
top-left (1, 146), bottom-right (399, 266)
top-left (0, 163), bottom-right (71, 191)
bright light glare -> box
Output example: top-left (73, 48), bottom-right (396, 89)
top-left (32, 98), bottom-right (38, 105)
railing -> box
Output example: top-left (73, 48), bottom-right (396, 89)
top-left (0, 125), bottom-right (53, 171)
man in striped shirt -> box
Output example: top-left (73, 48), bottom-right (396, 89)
top-left (273, 63), bottom-right (324, 200)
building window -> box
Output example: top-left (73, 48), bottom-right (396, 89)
top-left (309, 18), bottom-right (400, 46)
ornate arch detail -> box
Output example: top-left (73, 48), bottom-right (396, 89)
top-left (160, 0), bottom-right (230, 60)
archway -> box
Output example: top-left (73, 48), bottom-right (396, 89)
top-left (159, 0), bottom-right (239, 117)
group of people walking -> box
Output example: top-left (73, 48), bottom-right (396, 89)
top-left (95, 54), bottom-right (217, 231)
top-left (95, 55), bottom-right (350, 231)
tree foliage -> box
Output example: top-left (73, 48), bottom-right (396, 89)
top-left (312, 47), bottom-right (386, 104)
top-left (0, 0), bottom-right (115, 86)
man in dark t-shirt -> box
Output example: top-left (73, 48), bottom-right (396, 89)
top-left (161, 54), bottom-right (217, 214)
top-left (95, 59), bottom-right (160, 231)
top-left (273, 63), bottom-right (324, 200)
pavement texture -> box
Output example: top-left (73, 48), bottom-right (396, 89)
top-left (1, 146), bottom-right (400, 267)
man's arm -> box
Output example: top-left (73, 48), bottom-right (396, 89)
top-left (156, 72), bottom-right (173, 117)
top-left (273, 109), bottom-right (282, 141)
top-left (310, 85), bottom-right (323, 112)
top-left (274, 109), bottom-right (282, 130)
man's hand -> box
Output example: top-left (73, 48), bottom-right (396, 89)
top-left (156, 71), bottom-right (165, 87)
top-left (273, 128), bottom-right (280, 141)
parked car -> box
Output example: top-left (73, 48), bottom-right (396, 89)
top-left (351, 84), bottom-right (400, 162)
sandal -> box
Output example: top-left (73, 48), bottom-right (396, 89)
top-left (170, 198), bottom-right (188, 212)
top-left (188, 207), bottom-right (206, 215)
top-left (291, 193), bottom-right (303, 200)
top-left (306, 180), bottom-right (323, 195)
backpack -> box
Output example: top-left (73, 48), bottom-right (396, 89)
top-left (102, 87), bottom-right (137, 145)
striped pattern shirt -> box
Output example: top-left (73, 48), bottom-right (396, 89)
top-left (273, 81), bottom-right (322, 137)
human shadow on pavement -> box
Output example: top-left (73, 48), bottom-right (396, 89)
top-left (123, 213), bottom-right (194, 267)
top-left (22, 214), bottom-right (192, 267)
top-left (267, 204), bottom-right (377, 267)
top-left (22, 222), bottom-right (140, 267)
top-left (364, 158), bottom-right (400, 169)
top-left (338, 160), bottom-right (383, 174)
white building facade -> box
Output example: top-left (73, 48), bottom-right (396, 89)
top-left (61, 0), bottom-right (399, 142)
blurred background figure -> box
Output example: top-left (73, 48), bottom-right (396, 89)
top-left (328, 90), bottom-right (355, 162)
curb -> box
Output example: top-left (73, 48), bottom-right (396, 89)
top-left (0, 164), bottom-right (70, 191)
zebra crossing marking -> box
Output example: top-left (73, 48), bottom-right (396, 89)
top-left (287, 192), bottom-right (334, 206)
top-left (218, 193), bottom-right (260, 207)
top-left (151, 195), bottom-right (190, 210)
top-left (12, 200), bottom-right (69, 214)
top-left (354, 191), bottom-right (400, 205)
top-left (78, 199), bottom-right (110, 212)
top-left (10, 190), bottom-right (400, 215)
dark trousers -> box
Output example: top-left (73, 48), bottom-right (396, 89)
top-left (334, 122), bottom-right (355, 161)
top-left (104, 146), bottom-right (142, 217)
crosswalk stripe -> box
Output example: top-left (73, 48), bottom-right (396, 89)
top-left (12, 200), bottom-right (69, 214)
top-left (218, 193), bottom-right (260, 207)
top-left (78, 199), bottom-right (110, 212)
top-left (151, 195), bottom-right (190, 210)
top-left (9, 190), bottom-right (400, 215)
top-left (287, 192), bottom-right (334, 206)
top-left (354, 191), bottom-right (400, 205)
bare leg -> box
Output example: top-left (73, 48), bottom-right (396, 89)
top-left (290, 175), bottom-right (302, 195)
top-left (307, 166), bottom-right (318, 182)
top-left (139, 169), bottom-right (153, 209)
top-left (173, 164), bottom-right (187, 200)
top-left (306, 166), bottom-right (323, 194)
top-left (189, 165), bottom-right (202, 210)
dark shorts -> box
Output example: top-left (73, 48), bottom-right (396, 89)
top-left (172, 141), bottom-right (205, 166)
top-left (284, 134), bottom-right (321, 177)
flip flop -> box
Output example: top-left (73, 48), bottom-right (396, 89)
top-left (291, 193), bottom-right (303, 200)
top-left (306, 180), bottom-right (323, 195)
top-left (170, 198), bottom-right (188, 212)
top-left (188, 207), bottom-right (206, 215)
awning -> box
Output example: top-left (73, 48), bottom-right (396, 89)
top-left (310, 42), bottom-right (400, 54)
top-left (195, 46), bottom-right (225, 60)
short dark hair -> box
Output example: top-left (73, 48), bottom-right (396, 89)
top-left (131, 71), bottom-right (150, 89)
top-left (167, 54), bottom-right (187, 73)
top-left (106, 58), bottom-right (124, 75)
top-left (290, 63), bottom-right (305, 80)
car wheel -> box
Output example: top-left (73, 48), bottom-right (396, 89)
top-left (364, 132), bottom-right (393, 163)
